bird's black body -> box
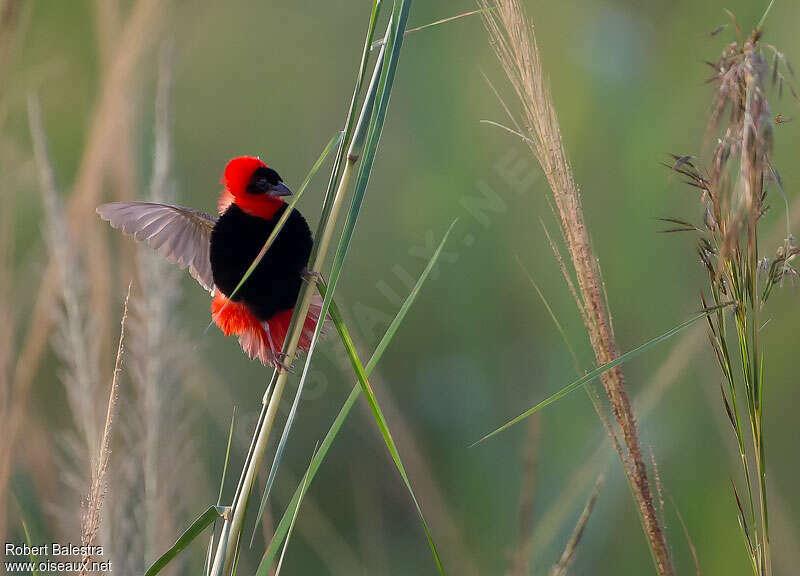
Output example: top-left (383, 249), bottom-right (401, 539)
top-left (210, 203), bottom-right (313, 321)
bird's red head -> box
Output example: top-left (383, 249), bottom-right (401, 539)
top-left (219, 156), bottom-right (292, 219)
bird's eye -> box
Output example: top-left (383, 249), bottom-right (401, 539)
top-left (247, 167), bottom-right (281, 194)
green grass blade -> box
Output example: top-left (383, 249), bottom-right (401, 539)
top-left (348, 40), bottom-right (386, 160)
top-left (265, 0), bottom-right (383, 372)
top-left (211, 4), bottom-right (385, 574)
top-left (207, 443), bottom-right (234, 576)
top-left (255, 220), bottom-right (455, 576)
top-left (210, 520), bottom-right (232, 576)
top-left (255, 390), bottom-right (361, 576)
top-left (318, 0), bottom-right (383, 219)
top-left (515, 255), bottom-right (580, 370)
top-left (292, 0), bottom-right (413, 461)
top-left (274, 444), bottom-right (317, 576)
top-left (20, 516), bottom-right (39, 576)
top-left (223, 131), bottom-right (342, 304)
top-left (248, 2), bottom-right (387, 538)
top-left (329, 299), bottom-right (445, 575)
top-left (251, 0), bottom-right (413, 544)
top-left (145, 505), bottom-right (227, 576)
top-left (371, 8), bottom-right (487, 49)
top-left (217, 407), bottom-right (236, 506)
top-left (204, 532), bottom-right (214, 576)
top-left (367, 220), bottom-right (455, 368)
top-left (757, 0), bottom-right (776, 30)
top-left (472, 306), bottom-right (729, 446)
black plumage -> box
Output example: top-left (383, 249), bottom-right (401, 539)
top-left (210, 203), bottom-right (313, 321)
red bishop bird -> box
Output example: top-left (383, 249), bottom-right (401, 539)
top-left (97, 156), bottom-right (323, 368)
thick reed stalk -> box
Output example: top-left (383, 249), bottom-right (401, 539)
top-left (481, 1), bottom-right (673, 573)
top-left (214, 158), bottom-right (357, 576)
top-left (210, 6), bottom-right (391, 573)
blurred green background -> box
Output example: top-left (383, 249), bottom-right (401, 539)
top-left (2, 1), bottom-right (799, 575)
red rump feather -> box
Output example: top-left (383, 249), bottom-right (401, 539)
top-left (211, 291), bottom-right (324, 366)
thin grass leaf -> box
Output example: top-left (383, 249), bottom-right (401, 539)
top-left (296, 0), bottom-right (415, 399)
top-left (255, 391), bottom-right (361, 576)
top-left (274, 444), bottom-right (318, 576)
top-left (20, 516), bottom-right (39, 576)
top-left (515, 255), bottom-right (579, 368)
top-left (472, 305), bottom-right (732, 446)
top-left (263, 0), bottom-right (385, 363)
top-left (204, 532), bottom-right (215, 576)
top-left (222, 131), bottom-right (343, 304)
top-left (480, 119), bottom-right (536, 144)
top-left (757, 0), bottom-right (776, 30)
top-left (248, 40), bottom-right (388, 541)
top-left (660, 228), bottom-right (702, 234)
top-left (244, 0), bottom-right (386, 546)
top-left (720, 381), bottom-right (737, 430)
top-left (256, 220), bottom-right (456, 576)
top-left (657, 217), bottom-right (702, 233)
top-left (319, 0), bottom-right (383, 216)
top-left (732, 480), bottom-right (759, 574)
top-left (550, 475), bottom-right (604, 576)
top-left (218, 407), bottom-right (237, 506)
top-left (251, 0), bottom-right (414, 547)
top-left (145, 505), bottom-right (228, 576)
top-left (327, 296), bottom-right (445, 575)
top-left (212, 4), bottom-right (388, 575)
top-left (349, 41), bottom-right (387, 160)
top-left (669, 497), bottom-right (702, 576)
top-left (767, 160), bottom-right (792, 244)
top-left (371, 8), bottom-right (487, 49)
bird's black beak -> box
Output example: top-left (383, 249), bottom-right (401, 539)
top-left (269, 181), bottom-right (292, 197)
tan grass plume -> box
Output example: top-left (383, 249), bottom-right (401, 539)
top-left (481, 1), bottom-right (673, 573)
top-left (79, 283), bottom-right (131, 576)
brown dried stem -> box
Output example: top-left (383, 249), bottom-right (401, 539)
top-left (507, 415), bottom-right (540, 576)
top-left (481, 1), bottom-right (673, 573)
top-left (79, 283), bottom-right (131, 575)
top-left (549, 475), bottom-right (604, 576)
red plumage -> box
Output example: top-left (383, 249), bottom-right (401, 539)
top-left (97, 156), bottom-right (322, 369)
top-left (219, 156), bottom-right (285, 220)
top-left (211, 291), bottom-right (322, 366)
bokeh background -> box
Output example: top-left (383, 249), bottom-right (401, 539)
top-left (1, 1), bottom-right (799, 575)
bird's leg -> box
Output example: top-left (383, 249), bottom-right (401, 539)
top-left (273, 352), bottom-right (295, 374)
top-left (302, 268), bottom-right (325, 286)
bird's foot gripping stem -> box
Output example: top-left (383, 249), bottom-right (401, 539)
top-left (273, 352), bottom-right (295, 374)
top-left (302, 269), bottom-right (325, 286)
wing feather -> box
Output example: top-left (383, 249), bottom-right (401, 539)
top-left (97, 202), bottom-right (217, 293)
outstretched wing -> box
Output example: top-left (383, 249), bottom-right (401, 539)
top-left (97, 202), bottom-right (217, 293)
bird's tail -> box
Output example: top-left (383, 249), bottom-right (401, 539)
top-left (211, 292), bottom-right (326, 367)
